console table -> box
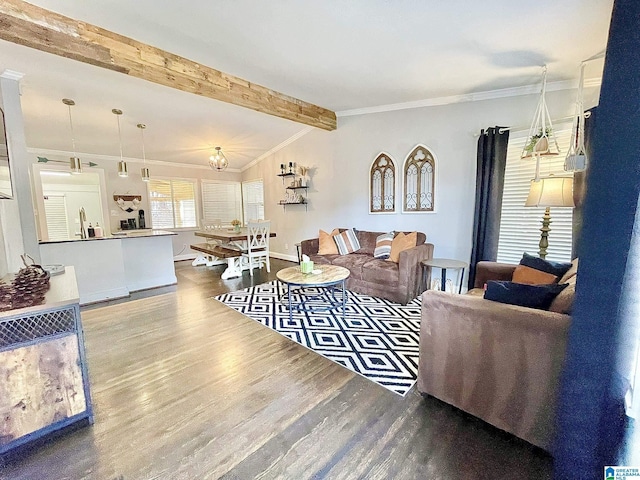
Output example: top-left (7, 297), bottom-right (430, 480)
top-left (0, 267), bottom-right (93, 458)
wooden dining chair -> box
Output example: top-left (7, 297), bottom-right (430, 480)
top-left (243, 220), bottom-right (271, 276)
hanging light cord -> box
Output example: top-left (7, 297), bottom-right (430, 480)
top-left (116, 114), bottom-right (123, 160)
top-left (67, 104), bottom-right (77, 155)
top-left (140, 127), bottom-right (146, 166)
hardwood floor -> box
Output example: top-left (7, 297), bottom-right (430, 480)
top-left (0, 259), bottom-right (553, 479)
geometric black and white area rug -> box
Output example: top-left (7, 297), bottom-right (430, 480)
top-left (214, 280), bottom-right (421, 396)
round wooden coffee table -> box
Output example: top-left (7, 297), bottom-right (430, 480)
top-left (276, 265), bottom-right (350, 320)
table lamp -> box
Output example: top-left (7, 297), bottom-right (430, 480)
top-left (525, 175), bottom-right (574, 259)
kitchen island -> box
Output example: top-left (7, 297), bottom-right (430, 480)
top-left (40, 230), bottom-right (177, 305)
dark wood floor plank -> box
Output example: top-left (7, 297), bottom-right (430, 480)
top-left (0, 259), bottom-right (553, 479)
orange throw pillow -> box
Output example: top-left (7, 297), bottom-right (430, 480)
top-left (387, 231), bottom-right (417, 263)
top-left (318, 228), bottom-right (340, 255)
top-left (512, 265), bottom-right (557, 285)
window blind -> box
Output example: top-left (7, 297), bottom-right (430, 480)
top-left (43, 194), bottom-right (70, 240)
top-left (148, 178), bottom-right (197, 229)
top-left (496, 127), bottom-right (574, 264)
top-left (242, 179), bottom-right (265, 222)
top-left (201, 181), bottom-right (243, 226)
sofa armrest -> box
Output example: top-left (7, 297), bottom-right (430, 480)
top-left (300, 238), bottom-right (319, 256)
top-left (418, 290), bottom-right (570, 450)
top-left (473, 261), bottom-right (518, 289)
top-left (398, 243), bottom-right (434, 301)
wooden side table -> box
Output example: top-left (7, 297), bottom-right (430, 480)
top-left (421, 258), bottom-right (469, 294)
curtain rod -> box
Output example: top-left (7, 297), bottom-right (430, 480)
top-left (495, 111), bottom-right (592, 134)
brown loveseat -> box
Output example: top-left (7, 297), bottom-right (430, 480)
top-left (417, 260), bottom-right (577, 451)
top-left (300, 229), bottom-right (434, 305)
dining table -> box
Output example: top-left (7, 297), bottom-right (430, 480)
top-left (191, 227), bottom-right (276, 279)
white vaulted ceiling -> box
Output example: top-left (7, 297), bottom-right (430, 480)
top-left (0, 0), bottom-right (613, 170)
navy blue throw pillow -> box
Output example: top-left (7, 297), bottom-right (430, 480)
top-left (484, 280), bottom-right (569, 310)
top-left (519, 252), bottom-right (572, 278)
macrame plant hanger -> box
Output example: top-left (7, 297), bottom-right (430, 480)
top-left (521, 66), bottom-right (561, 180)
top-left (564, 62), bottom-right (588, 172)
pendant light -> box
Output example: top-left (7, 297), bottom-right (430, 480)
top-left (113, 108), bottom-right (128, 177)
top-left (63, 98), bottom-right (82, 174)
top-left (564, 63), bottom-right (588, 172)
top-left (137, 123), bottom-right (150, 181)
top-left (209, 146), bottom-right (228, 171)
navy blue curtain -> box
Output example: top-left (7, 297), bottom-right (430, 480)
top-left (571, 106), bottom-right (597, 259)
top-left (468, 127), bottom-right (510, 289)
top-left (554, 0), bottom-right (640, 476)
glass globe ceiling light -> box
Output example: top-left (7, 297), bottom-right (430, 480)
top-left (209, 146), bottom-right (228, 171)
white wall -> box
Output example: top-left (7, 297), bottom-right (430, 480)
top-left (242, 89), bottom-right (595, 266)
top-left (0, 73), bottom-right (38, 270)
top-left (28, 150), bottom-right (242, 257)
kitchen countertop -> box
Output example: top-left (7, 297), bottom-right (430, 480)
top-left (39, 229), bottom-right (176, 245)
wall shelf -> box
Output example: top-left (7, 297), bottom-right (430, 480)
top-left (277, 167), bottom-right (308, 211)
top-left (113, 194), bottom-right (142, 202)
top-left (277, 172), bottom-right (295, 184)
top-left (278, 200), bottom-right (308, 211)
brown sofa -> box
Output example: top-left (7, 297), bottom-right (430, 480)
top-left (417, 260), bottom-right (575, 451)
top-left (300, 229), bottom-right (434, 305)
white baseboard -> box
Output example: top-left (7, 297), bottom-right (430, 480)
top-left (270, 252), bottom-right (298, 262)
top-left (127, 275), bottom-right (178, 293)
top-left (80, 287), bottom-right (130, 306)
top-left (174, 253), bottom-right (197, 262)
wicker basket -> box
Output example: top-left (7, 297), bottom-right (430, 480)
top-left (0, 254), bottom-right (51, 312)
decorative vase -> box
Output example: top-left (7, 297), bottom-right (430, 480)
top-left (234, 225), bottom-right (240, 233)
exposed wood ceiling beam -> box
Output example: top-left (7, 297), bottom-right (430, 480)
top-left (0, 0), bottom-right (337, 131)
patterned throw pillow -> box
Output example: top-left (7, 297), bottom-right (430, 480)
top-left (318, 228), bottom-right (340, 255)
top-left (334, 228), bottom-right (361, 255)
top-left (373, 231), bottom-right (394, 259)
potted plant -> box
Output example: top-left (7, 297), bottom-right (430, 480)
top-left (231, 219), bottom-right (241, 233)
top-left (297, 164), bottom-right (311, 187)
top-left (524, 127), bottom-right (552, 157)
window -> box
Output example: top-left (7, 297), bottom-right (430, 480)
top-left (369, 153), bottom-right (396, 214)
top-left (403, 145), bottom-right (435, 212)
top-left (497, 127), bottom-right (573, 264)
top-left (148, 178), bottom-right (197, 229)
top-left (43, 194), bottom-right (70, 240)
top-left (242, 179), bottom-right (264, 222)
top-left (201, 181), bottom-right (243, 226)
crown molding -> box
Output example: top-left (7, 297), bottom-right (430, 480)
top-left (336, 77), bottom-right (603, 118)
top-left (241, 126), bottom-right (314, 172)
top-left (27, 147), bottom-right (241, 173)
top-left (0, 69), bottom-right (24, 81)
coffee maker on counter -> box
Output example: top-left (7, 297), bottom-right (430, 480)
top-left (120, 218), bottom-right (137, 230)
top-left (118, 210), bottom-right (145, 231)
top-left (138, 209), bottom-right (145, 229)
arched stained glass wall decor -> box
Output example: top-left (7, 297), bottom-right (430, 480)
top-left (403, 145), bottom-right (435, 212)
top-left (369, 153), bottom-right (396, 213)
